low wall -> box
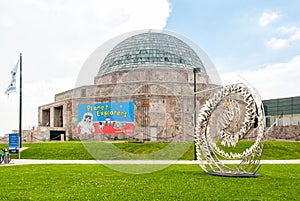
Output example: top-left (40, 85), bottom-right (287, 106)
top-left (265, 125), bottom-right (300, 141)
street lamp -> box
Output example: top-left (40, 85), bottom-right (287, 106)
top-left (193, 67), bottom-right (201, 160)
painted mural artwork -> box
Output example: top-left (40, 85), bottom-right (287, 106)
top-left (77, 102), bottom-right (134, 134)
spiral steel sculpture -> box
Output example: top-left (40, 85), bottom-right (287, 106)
top-left (195, 83), bottom-right (265, 177)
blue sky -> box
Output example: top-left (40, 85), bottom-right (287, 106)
top-left (166, 0), bottom-right (300, 72)
top-left (0, 0), bottom-right (299, 134)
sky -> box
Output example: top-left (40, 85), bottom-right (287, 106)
top-left (0, 0), bottom-right (300, 135)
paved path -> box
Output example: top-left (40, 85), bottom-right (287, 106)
top-left (2, 159), bottom-right (300, 166)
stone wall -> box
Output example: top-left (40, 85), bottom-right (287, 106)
top-left (265, 125), bottom-right (300, 141)
top-left (44, 68), bottom-right (210, 141)
top-left (243, 125), bottom-right (300, 141)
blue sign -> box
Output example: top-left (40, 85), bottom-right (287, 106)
top-left (9, 133), bottom-right (19, 154)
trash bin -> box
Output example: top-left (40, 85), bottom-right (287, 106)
top-left (42, 134), bottom-right (47, 141)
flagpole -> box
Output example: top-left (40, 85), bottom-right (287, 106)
top-left (19, 53), bottom-right (22, 148)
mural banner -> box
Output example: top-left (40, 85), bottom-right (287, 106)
top-left (77, 102), bottom-right (134, 135)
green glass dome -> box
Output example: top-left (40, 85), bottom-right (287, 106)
top-left (98, 31), bottom-right (206, 76)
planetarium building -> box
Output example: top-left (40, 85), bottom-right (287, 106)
top-left (38, 30), bottom-right (219, 142)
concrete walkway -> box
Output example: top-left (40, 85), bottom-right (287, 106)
top-left (2, 159), bottom-right (300, 166)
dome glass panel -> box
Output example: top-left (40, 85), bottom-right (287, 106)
top-left (98, 32), bottom-right (206, 76)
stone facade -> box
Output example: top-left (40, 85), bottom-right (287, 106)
top-left (38, 68), bottom-right (211, 142)
top-left (37, 68), bottom-right (300, 142)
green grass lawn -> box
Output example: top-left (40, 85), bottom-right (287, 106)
top-left (0, 164), bottom-right (299, 200)
top-left (0, 141), bottom-right (299, 200)
top-left (0, 140), bottom-right (299, 160)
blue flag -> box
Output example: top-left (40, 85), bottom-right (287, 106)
top-left (5, 60), bottom-right (19, 96)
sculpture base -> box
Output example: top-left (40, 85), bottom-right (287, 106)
top-left (205, 171), bottom-right (261, 178)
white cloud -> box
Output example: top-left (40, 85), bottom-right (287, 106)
top-left (266, 27), bottom-right (300, 49)
top-left (0, 0), bottom-right (171, 135)
top-left (278, 26), bottom-right (299, 34)
top-left (220, 55), bottom-right (300, 100)
top-left (266, 37), bottom-right (290, 49)
top-left (0, 76), bottom-right (75, 136)
top-left (290, 30), bottom-right (300, 41)
top-left (259, 11), bottom-right (280, 27)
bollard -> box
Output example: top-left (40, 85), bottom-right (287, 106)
top-left (4, 151), bottom-right (9, 164)
top-left (61, 134), bottom-right (64, 142)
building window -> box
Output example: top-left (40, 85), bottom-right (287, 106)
top-left (54, 106), bottom-right (63, 127)
top-left (291, 117), bottom-right (299, 125)
top-left (266, 116), bottom-right (271, 127)
top-left (81, 88), bottom-right (86, 97)
top-left (42, 109), bottom-right (50, 127)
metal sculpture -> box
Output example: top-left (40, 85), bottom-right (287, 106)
top-left (195, 83), bottom-right (265, 177)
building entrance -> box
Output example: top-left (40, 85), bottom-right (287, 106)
top-left (50, 130), bottom-right (66, 141)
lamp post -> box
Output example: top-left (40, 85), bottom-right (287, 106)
top-left (193, 67), bottom-right (201, 160)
